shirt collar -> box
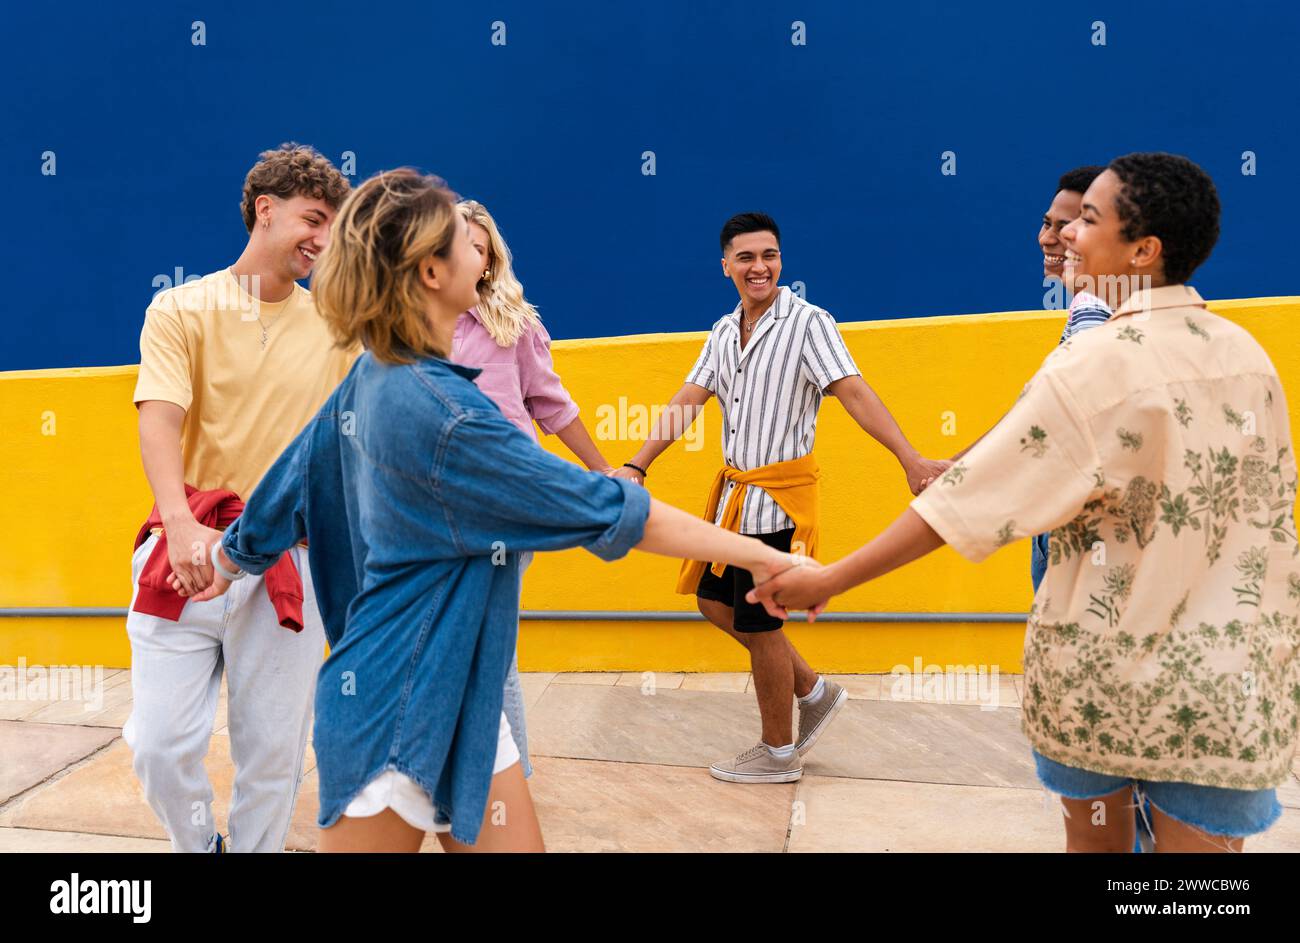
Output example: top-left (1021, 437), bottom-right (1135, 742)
top-left (1113, 284), bottom-right (1205, 320)
top-left (393, 344), bottom-right (482, 382)
top-left (731, 285), bottom-right (792, 324)
top-left (1069, 291), bottom-right (1109, 314)
top-left (443, 359), bottom-right (482, 381)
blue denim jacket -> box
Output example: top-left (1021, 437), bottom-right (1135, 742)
top-left (221, 350), bottom-right (650, 843)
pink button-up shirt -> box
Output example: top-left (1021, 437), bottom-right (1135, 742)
top-left (450, 308), bottom-right (580, 443)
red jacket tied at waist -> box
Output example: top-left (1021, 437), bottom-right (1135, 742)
top-left (132, 485), bottom-right (304, 632)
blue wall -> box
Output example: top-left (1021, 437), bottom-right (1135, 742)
top-left (3, 0), bottom-right (1295, 371)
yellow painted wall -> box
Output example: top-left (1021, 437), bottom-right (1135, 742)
top-left (3, 298), bottom-right (1297, 671)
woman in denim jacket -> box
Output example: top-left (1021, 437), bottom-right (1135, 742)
top-left (450, 198), bottom-right (616, 783)
top-left (184, 168), bottom-right (804, 853)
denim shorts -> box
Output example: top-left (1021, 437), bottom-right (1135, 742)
top-left (1033, 751), bottom-right (1283, 838)
top-left (1030, 532), bottom-right (1050, 593)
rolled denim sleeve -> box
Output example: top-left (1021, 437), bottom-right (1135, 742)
top-left (437, 409), bottom-right (650, 560)
top-left (221, 428), bottom-right (309, 575)
top-left (581, 476), bottom-right (651, 560)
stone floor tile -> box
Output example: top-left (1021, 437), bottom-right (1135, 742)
top-left (679, 673), bottom-right (749, 693)
top-left (824, 674), bottom-right (883, 700)
top-left (0, 826), bottom-right (170, 853)
top-left (0, 721), bottom-right (119, 804)
top-left (518, 672), bottom-right (556, 711)
top-left (529, 684), bottom-right (1037, 788)
top-left (529, 755), bottom-right (793, 852)
top-left (6, 734), bottom-right (316, 847)
top-left (551, 672), bottom-right (620, 686)
top-left (615, 672), bottom-right (684, 692)
top-left (787, 776), bottom-right (1063, 852)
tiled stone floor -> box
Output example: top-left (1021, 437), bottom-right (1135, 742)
top-left (1, 670), bottom-right (1297, 852)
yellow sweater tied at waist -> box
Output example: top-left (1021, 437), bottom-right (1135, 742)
top-left (675, 452), bottom-right (820, 595)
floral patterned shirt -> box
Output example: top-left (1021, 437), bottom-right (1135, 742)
top-left (912, 285), bottom-right (1300, 789)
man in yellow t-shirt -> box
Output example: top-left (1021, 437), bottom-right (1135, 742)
top-left (125, 144), bottom-right (357, 853)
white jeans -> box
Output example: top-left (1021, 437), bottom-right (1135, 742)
top-left (122, 534), bottom-right (325, 853)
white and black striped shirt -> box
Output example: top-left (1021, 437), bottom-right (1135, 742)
top-left (685, 286), bottom-right (859, 534)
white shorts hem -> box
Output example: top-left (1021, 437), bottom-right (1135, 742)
top-left (342, 711), bottom-right (519, 832)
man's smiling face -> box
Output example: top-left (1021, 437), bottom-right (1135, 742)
top-left (1039, 188), bottom-right (1084, 280)
top-left (722, 230), bottom-right (782, 307)
top-left (267, 194), bottom-right (336, 281)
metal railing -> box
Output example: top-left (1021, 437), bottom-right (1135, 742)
top-left (0, 607), bottom-right (1028, 623)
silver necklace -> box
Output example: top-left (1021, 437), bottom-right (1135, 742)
top-left (255, 292), bottom-right (289, 349)
top-left (229, 267), bottom-right (285, 348)
top-left (256, 311), bottom-right (281, 348)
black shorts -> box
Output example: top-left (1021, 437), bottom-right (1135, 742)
top-left (695, 527), bottom-right (793, 633)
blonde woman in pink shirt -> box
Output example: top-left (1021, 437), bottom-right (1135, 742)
top-left (452, 199), bottom-right (615, 777)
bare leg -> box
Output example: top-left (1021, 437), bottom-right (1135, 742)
top-left (319, 808), bottom-right (425, 853)
top-left (747, 630), bottom-right (797, 746)
top-left (438, 761), bottom-right (545, 853)
top-left (1059, 786), bottom-right (1136, 852)
top-left (319, 763), bottom-right (544, 854)
top-left (784, 633), bottom-right (819, 700)
top-left (697, 597), bottom-right (817, 697)
top-left (1149, 802), bottom-right (1243, 853)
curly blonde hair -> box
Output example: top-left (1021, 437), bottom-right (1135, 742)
top-left (459, 200), bottom-right (542, 347)
top-left (240, 143), bottom-right (350, 233)
top-left (311, 169), bottom-right (460, 364)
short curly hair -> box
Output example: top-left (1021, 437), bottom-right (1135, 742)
top-left (1057, 165), bottom-right (1105, 195)
top-left (1107, 152), bottom-right (1220, 285)
top-left (240, 143), bottom-right (350, 233)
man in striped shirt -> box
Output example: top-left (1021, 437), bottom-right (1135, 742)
top-left (1042, 166), bottom-right (1112, 345)
top-left (613, 212), bottom-right (949, 784)
top-left (1038, 165), bottom-right (1112, 586)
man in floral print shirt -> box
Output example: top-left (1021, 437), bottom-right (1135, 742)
top-left (749, 153), bottom-right (1298, 852)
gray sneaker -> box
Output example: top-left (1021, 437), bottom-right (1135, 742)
top-left (796, 679), bottom-right (847, 756)
top-left (709, 743), bottom-right (803, 784)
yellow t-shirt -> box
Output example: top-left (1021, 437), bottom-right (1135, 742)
top-left (133, 268), bottom-right (359, 499)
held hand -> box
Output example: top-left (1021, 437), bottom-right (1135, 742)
top-left (906, 456), bottom-right (952, 495)
top-left (749, 548), bottom-right (820, 588)
top-left (185, 571), bottom-right (232, 603)
top-left (163, 516), bottom-right (223, 595)
top-left (609, 465), bottom-right (646, 486)
top-left (172, 540), bottom-right (236, 601)
top-left (747, 558), bottom-right (832, 622)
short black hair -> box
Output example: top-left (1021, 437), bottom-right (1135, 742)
top-left (720, 212), bottom-right (780, 253)
top-left (1107, 152), bottom-right (1220, 285)
top-left (1057, 165), bottom-right (1106, 195)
